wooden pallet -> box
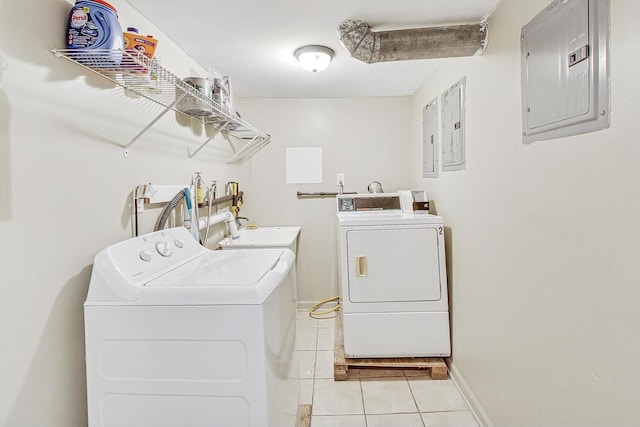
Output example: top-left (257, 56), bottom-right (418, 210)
top-left (334, 310), bottom-right (448, 381)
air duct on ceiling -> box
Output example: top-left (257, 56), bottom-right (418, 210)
top-left (337, 19), bottom-right (488, 64)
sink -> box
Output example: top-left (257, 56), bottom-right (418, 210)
top-left (218, 226), bottom-right (301, 256)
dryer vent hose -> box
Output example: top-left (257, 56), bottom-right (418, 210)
top-left (154, 190), bottom-right (185, 231)
top-left (337, 19), bottom-right (488, 64)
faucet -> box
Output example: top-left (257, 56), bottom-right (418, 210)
top-left (235, 216), bottom-right (249, 228)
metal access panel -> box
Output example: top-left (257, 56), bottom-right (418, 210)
top-left (422, 98), bottom-right (439, 178)
top-left (441, 78), bottom-right (466, 171)
top-left (521, 0), bottom-right (610, 143)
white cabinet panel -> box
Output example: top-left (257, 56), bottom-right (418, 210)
top-left (345, 227), bottom-right (441, 303)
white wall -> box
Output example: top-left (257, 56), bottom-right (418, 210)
top-left (235, 97), bottom-right (413, 304)
top-left (0, 2), bottom-right (413, 425)
top-left (0, 1), bottom-right (242, 425)
top-left (4, 0), bottom-right (638, 425)
top-left (410, 0), bottom-right (640, 425)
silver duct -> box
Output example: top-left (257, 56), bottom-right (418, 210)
top-left (337, 19), bottom-right (488, 64)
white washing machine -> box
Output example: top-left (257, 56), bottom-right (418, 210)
top-left (336, 193), bottom-right (451, 358)
top-left (84, 227), bottom-right (298, 427)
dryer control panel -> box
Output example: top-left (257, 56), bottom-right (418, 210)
top-left (337, 194), bottom-right (401, 213)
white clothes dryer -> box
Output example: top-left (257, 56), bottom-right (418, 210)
top-left (336, 193), bottom-right (451, 358)
top-left (84, 227), bottom-right (298, 427)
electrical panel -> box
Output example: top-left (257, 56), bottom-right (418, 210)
top-left (422, 98), bottom-right (439, 178)
top-left (442, 77), bottom-right (466, 171)
top-left (521, 0), bottom-right (610, 143)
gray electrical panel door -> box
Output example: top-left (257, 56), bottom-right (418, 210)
top-left (521, 0), bottom-right (610, 143)
top-left (442, 78), bottom-right (466, 171)
top-left (422, 98), bottom-right (439, 178)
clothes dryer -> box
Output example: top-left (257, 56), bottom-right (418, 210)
top-left (336, 193), bottom-right (451, 358)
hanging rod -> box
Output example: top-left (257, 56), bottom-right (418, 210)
top-left (297, 191), bottom-right (357, 199)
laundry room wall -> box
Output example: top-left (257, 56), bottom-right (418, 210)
top-left (409, 0), bottom-right (640, 426)
top-left (0, 0), bottom-right (243, 425)
top-left (234, 97), bottom-right (413, 305)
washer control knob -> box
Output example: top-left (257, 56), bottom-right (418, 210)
top-left (155, 241), bottom-right (172, 257)
top-left (139, 250), bottom-right (153, 262)
top-left (174, 239), bottom-right (184, 248)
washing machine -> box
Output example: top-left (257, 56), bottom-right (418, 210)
top-left (336, 193), bottom-right (451, 358)
top-left (84, 226), bottom-right (298, 427)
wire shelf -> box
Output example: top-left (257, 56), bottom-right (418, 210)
top-left (51, 48), bottom-right (270, 162)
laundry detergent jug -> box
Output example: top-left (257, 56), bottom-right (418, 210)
top-left (66, 0), bottom-right (124, 67)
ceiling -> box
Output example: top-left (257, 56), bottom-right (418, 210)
top-left (126, 0), bottom-right (500, 98)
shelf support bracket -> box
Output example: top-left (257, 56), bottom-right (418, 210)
top-left (227, 135), bottom-right (263, 164)
top-left (123, 93), bottom-right (187, 156)
top-left (188, 120), bottom-right (231, 159)
top-left (222, 133), bottom-right (237, 153)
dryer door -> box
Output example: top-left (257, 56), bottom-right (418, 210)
top-left (345, 226), bottom-right (442, 303)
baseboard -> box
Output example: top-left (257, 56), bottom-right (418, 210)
top-left (297, 301), bottom-right (315, 310)
top-left (449, 363), bottom-right (493, 427)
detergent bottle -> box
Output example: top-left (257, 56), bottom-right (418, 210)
top-left (66, 0), bottom-right (124, 67)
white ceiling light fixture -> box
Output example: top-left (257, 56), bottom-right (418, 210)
top-left (294, 45), bottom-right (334, 72)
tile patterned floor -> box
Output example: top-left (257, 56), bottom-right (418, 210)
top-left (296, 310), bottom-right (479, 427)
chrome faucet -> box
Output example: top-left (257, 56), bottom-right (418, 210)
top-left (235, 216), bottom-right (249, 227)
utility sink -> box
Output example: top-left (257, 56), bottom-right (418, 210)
top-left (218, 226), bottom-right (301, 256)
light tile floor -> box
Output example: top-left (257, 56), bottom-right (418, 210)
top-left (296, 310), bottom-right (479, 427)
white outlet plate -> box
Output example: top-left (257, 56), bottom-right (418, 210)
top-left (337, 173), bottom-right (345, 186)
